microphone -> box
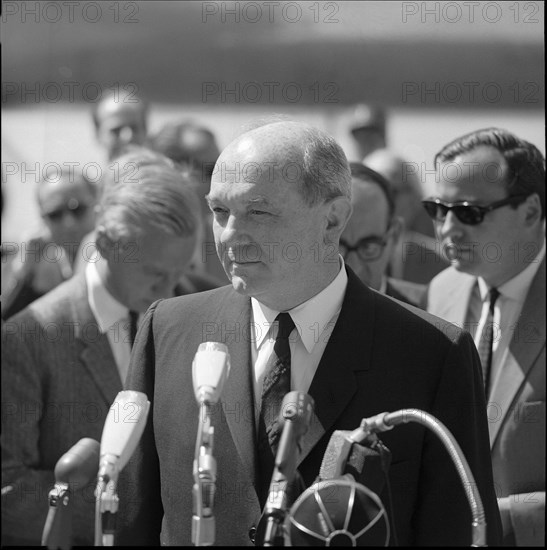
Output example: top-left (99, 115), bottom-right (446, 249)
top-left (288, 476), bottom-right (390, 546)
top-left (192, 341), bottom-right (231, 405)
top-left (94, 390), bottom-right (150, 546)
top-left (286, 428), bottom-right (391, 546)
top-left (41, 438), bottom-right (100, 550)
top-left (191, 342), bottom-right (230, 547)
top-left (256, 391), bottom-right (314, 547)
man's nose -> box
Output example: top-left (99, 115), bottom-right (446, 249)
top-left (438, 210), bottom-right (465, 240)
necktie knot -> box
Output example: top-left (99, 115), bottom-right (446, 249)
top-left (488, 287), bottom-right (500, 311)
top-left (274, 312), bottom-right (295, 340)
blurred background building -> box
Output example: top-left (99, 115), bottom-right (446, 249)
top-left (2, 1), bottom-right (544, 242)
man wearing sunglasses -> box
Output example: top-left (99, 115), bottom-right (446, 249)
top-left (1, 169), bottom-right (98, 320)
top-left (426, 128), bottom-right (545, 547)
top-left (341, 162), bottom-right (426, 307)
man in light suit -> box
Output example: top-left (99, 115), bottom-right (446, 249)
top-left (1, 149), bottom-right (200, 546)
top-left (117, 121), bottom-right (502, 546)
top-left (426, 128), bottom-right (545, 546)
top-left (342, 162), bottom-right (427, 308)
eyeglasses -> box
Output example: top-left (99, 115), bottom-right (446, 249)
top-left (339, 235), bottom-right (388, 262)
top-left (422, 195), bottom-right (528, 226)
top-left (42, 201), bottom-right (90, 223)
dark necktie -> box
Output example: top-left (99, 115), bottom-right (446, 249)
top-left (128, 310), bottom-right (139, 349)
top-left (477, 287), bottom-right (500, 398)
top-left (257, 312), bottom-right (295, 504)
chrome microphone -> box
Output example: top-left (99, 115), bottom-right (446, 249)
top-left (191, 342), bottom-right (231, 547)
top-left (41, 438), bottom-right (100, 550)
top-left (94, 390), bottom-right (150, 546)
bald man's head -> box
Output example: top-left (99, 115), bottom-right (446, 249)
top-left (214, 121), bottom-right (352, 206)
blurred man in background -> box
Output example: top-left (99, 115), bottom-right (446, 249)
top-left (1, 169), bottom-right (98, 320)
top-left (341, 162), bottom-right (426, 307)
top-left (426, 127), bottom-right (545, 546)
top-left (1, 149), bottom-right (200, 546)
top-left (92, 86), bottom-right (149, 162)
top-left (349, 104), bottom-right (386, 160)
top-left (365, 148), bottom-right (449, 285)
top-left (151, 120), bottom-right (226, 283)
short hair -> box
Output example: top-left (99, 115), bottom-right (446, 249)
top-left (96, 147), bottom-right (201, 241)
top-left (91, 87), bottom-right (149, 129)
top-left (299, 125), bottom-right (352, 205)
top-left (349, 162), bottom-right (395, 219)
top-left (151, 121), bottom-right (220, 182)
top-left (435, 127), bottom-right (545, 218)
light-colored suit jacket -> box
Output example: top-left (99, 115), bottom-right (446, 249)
top-left (427, 259), bottom-right (545, 546)
top-left (1, 273), bottom-right (123, 546)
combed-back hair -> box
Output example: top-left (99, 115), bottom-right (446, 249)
top-left (96, 147), bottom-right (201, 241)
top-left (435, 127), bottom-right (545, 218)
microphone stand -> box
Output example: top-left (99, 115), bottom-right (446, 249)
top-left (360, 409), bottom-right (488, 547)
top-left (42, 483), bottom-right (73, 550)
top-left (94, 462), bottom-right (119, 547)
top-left (192, 401), bottom-right (217, 546)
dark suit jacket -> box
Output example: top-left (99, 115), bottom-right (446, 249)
top-left (385, 277), bottom-right (427, 308)
top-left (117, 267), bottom-right (501, 546)
top-left (428, 259), bottom-right (545, 546)
top-left (1, 273), bottom-right (123, 546)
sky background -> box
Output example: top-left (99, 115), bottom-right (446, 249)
top-left (2, 1), bottom-right (544, 242)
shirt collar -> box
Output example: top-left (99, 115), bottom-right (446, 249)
top-left (477, 239), bottom-right (545, 302)
top-left (251, 256), bottom-right (348, 353)
top-left (86, 258), bottom-right (130, 334)
top-left (378, 276), bottom-right (387, 295)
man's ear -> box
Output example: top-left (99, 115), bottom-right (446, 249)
top-left (522, 192), bottom-right (542, 227)
top-left (325, 196), bottom-right (353, 239)
top-left (95, 226), bottom-right (114, 259)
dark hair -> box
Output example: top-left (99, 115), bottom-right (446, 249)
top-left (435, 127), bottom-right (545, 219)
top-left (349, 162), bottom-right (395, 219)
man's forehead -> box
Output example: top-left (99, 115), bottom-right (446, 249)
top-left (439, 145), bottom-right (509, 185)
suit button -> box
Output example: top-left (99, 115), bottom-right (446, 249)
top-left (249, 525), bottom-right (257, 543)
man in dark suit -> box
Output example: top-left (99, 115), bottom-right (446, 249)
top-left (1, 149), bottom-right (201, 546)
top-left (426, 128), bottom-right (545, 546)
top-left (117, 121), bottom-right (502, 546)
top-left (341, 162), bottom-right (426, 307)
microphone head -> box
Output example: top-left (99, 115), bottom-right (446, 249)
top-left (279, 391), bottom-right (314, 435)
top-left (192, 342), bottom-right (230, 404)
top-left (287, 477), bottom-right (389, 546)
top-left (54, 438), bottom-right (100, 486)
top-left (99, 390), bottom-right (150, 478)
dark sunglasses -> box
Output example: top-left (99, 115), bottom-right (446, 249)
top-left (43, 202), bottom-right (90, 223)
top-left (422, 195), bottom-right (528, 226)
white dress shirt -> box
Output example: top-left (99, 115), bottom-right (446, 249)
top-left (250, 258), bottom-right (348, 425)
top-left (86, 260), bottom-right (134, 385)
top-left (472, 239), bottom-right (545, 390)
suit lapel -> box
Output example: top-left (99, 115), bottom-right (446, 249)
top-left (435, 272), bottom-right (476, 326)
top-left (215, 293), bottom-right (258, 485)
top-left (299, 268), bottom-right (374, 465)
top-left (489, 258), bottom-right (546, 448)
top-left (70, 274), bottom-right (123, 408)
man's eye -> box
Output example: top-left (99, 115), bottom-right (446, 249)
top-left (212, 206), bottom-right (228, 215)
top-left (250, 210), bottom-right (268, 216)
